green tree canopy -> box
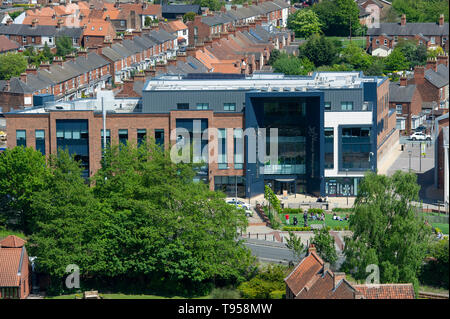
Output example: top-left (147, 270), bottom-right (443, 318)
top-left (396, 39), bottom-right (427, 69)
top-left (341, 171), bottom-right (433, 293)
top-left (0, 52), bottom-right (27, 80)
top-left (193, 0), bottom-right (224, 11)
top-left (287, 9), bottom-right (322, 38)
top-left (272, 54), bottom-right (315, 75)
top-left (0, 146), bottom-right (50, 234)
top-left (183, 11), bottom-right (196, 23)
top-left (55, 36), bottom-right (75, 57)
top-left (391, 0), bottom-right (448, 23)
top-left (312, 0), bottom-right (362, 36)
top-left (298, 33), bottom-right (338, 67)
top-left (340, 42), bottom-right (372, 71)
top-left (383, 47), bottom-right (409, 73)
top-left (311, 228), bottom-right (338, 265)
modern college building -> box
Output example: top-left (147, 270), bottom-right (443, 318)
top-left (4, 72), bottom-right (397, 197)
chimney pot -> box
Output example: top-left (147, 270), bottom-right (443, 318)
top-left (439, 14), bottom-right (445, 26)
top-left (401, 14), bottom-right (406, 26)
top-left (400, 76), bottom-right (408, 87)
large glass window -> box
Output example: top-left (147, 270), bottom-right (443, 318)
top-left (218, 128), bottom-right (227, 169)
top-left (324, 128), bottom-right (334, 169)
top-left (56, 120), bottom-right (89, 177)
top-left (35, 130), bottom-right (45, 155)
top-left (118, 129), bottom-right (128, 146)
top-left (234, 128), bottom-right (243, 169)
top-left (16, 130), bottom-right (26, 147)
top-left (324, 102), bottom-right (331, 111)
top-left (214, 176), bottom-right (245, 197)
top-left (224, 103), bottom-right (236, 111)
top-left (177, 103), bottom-right (189, 110)
top-left (341, 127), bottom-right (371, 170)
top-left (137, 129), bottom-right (146, 147)
top-left (196, 103), bottom-right (209, 110)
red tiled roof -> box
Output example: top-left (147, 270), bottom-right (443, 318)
top-left (354, 284), bottom-right (416, 299)
top-left (0, 235), bottom-right (26, 248)
top-left (168, 20), bottom-right (188, 32)
top-left (0, 248), bottom-right (23, 287)
top-left (81, 19), bottom-right (116, 37)
top-left (0, 35), bottom-right (20, 53)
top-left (284, 248), bottom-right (324, 297)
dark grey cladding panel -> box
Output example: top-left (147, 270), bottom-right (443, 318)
top-left (142, 90), bottom-right (247, 113)
top-left (322, 88), bottom-right (364, 111)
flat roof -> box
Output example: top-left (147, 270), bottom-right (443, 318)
top-left (144, 72), bottom-right (385, 92)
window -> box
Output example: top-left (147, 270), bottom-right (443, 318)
top-left (31, 37), bottom-right (35, 43)
top-left (396, 104), bottom-right (403, 114)
top-left (35, 130), bottom-right (45, 155)
top-left (218, 128), bottom-right (228, 169)
top-left (341, 101), bottom-right (353, 111)
top-left (224, 103), bottom-right (236, 111)
top-left (16, 130), bottom-right (26, 147)
top-left (118, 129), bottom-right (128, 146)
top-left (341, 127), bottom-right (372, 170)
top-left (101, 129), bottom-right (110, 150)
top-left (137, 129), bottom-right (146, 147)
top-left (324, 102), bottom-right (331, 111)
top-left (177, 103), bottom-right (189, 110)
top-left (196, 103), bottom-right (209, 110)
top-left (430, 37), bottom-right (436, 44)
top-left (234, 128), bottom-right (243, 169)
top-left (324, 128), bottom-right (333, 169)
top-left (22, 36), bottom-right (26, 43)
top-left (384, 39), bottom-right (387, 45)
top-left (155, 129), bottom-right (164, 148)
top-left (376, 39), bottom-right (379, 44)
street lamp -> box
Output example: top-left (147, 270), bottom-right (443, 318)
top-left (345, 169), bottom-right (349, 206)
top-left (408, 150), bottom-right (412, 172)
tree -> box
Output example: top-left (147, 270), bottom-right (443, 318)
top-left (287, 9), bottom-right (322, 38)
top-left (391, 0), bottom-right (448, 23)
top-left (419, 238), bottom-right (449, 289)
top-left (183, 11), bottom-right (196, 23)
top-left (311, 228), bottom-right (338, 265)
top-left (272, 55), bottom-right (315, 75)
top-left (267, 49), bottom-right (281, 65)
top-left (383, 48), bottom-right (409, 73)
top-left (0, 52), bottom-right (27, 80)
top-left (55, 36), bottom-right (75, 57)
top-left (341, 171), bottom-right (433, 293)
top-left (312, 0), bottom-right (362, 37)
top-left (396, 39), bottom-right (427, 68)
top-left (364, 57), bottom-right (385, 76)
top-left (285, 231), bottom-right (305, 262)
top-left (238, 264), bottom-right (287, 299)
top-left (0, 147), bottom-right (50, 234)
top-left (298, 34), bottom-right (338, 67)
top-left (193, 0), bottom-right (224, 11)
top-left (340, 42), bottom-right (372, 71)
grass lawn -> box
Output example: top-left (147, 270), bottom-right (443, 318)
top-left (280, 212), bottom-right (350, 228)
top-left (431, 223), bottom-right (449, 235)
top-left (0, 229), bottom-right (26, 240)
top-left (419, 285), bottom-right (449, 295)
top-left (325, 36), bottom-right (365, 48)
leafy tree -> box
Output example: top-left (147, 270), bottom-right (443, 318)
top-left (287, 9), bottom-right (322, 38)
top-left (311, 228), bottom-right (338, 265)
top-left (55, 36), bottom-right (75, 57)
top-left (285, 230), bottom-right (305, 262)
top-left (0, 52), bottom-right (27, 80)
top-left (316, 63), bottom-right (353, 72)
top-left (183, 11), bottom-right (196, 23)
top-left (298, 33), bottom-right (338, 67)
top-left (268, 49), bottom-right (281, 65)
top-left (0, 147), bottom-right (50, 234)
top-left (238, 264), bottom-right (287, 299)
top-left (419, 238), bottom-right (449, 289)
top-left (391, 0), bottom-right (448, 23)
top-left (364, 57), bottom-right (385, 76)
top-left (341, 171), bottom-right (433, 293)
top-left (272, 54), bottom-right (314, 75)
top-left (193, 0), bottom-right (224, 11)
top-left (340, 42), bottom-right (372, 71)
top-left (383, 47), bottom-right (409, 73)
top-left (427, 46), bottom-right (445, 59)
top-left (312, 0), bottom-right (362, 36)
top-left (396, 40), bottom-right (427, 68)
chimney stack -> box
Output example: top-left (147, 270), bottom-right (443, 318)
top-left (426, 57), bottom-right (437, 72)
top-left (56, 19), bottom-right (63, 29)
top-left (40, 62), bottom-right (51, 71)
top-left (26, 65), bottom-right (37, 75)
top-left (308, 244), bottom-right (316, 255)
top-left (6, 18), bottom-right (13, 26)
top-left (414, 65), bottom-right (425, 85)
top-left (333, 272), bottom-right (346, 289)
top-left (134, 72), bottom-right (146, 82)
top-left (20, 72), bottom-right (27, 83)
top-left (176, 51), bottom-right (187, 62)
top-left (77, 48), bottom-right (88, 58)
top-left (31, 18), bottom-right (38, 28)
top-left (401, 14), bottom-right (406, 26)
top-left (437, 54), bottom-right (448, 67)
top-left (65, 54), bottom-right (76, 62)
top-left (439, 14), bottom-right (445, 26)
top-left (399, 76), bottom-right (408, 87)
top-left (54, 56), bottom-right (64, 65)
top-left (113, 36), bottom-right (123, 44)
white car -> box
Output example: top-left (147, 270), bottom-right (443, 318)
top-left (226, 199), bottom-right (251, 210)
top-left (409, 132), bottom-right (431, 141)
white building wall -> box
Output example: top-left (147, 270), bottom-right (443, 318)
top-left (324, 111), bottom-right (373, 178)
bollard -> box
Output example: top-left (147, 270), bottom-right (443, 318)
top-left (265, 234), bottom-right (267, 240)
top-left (257, 233), bottom-right (259, 239)
top-left (248, 232), bottom-right (250, 239)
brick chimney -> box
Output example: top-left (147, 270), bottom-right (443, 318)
top-left (20, 72), bottom-right (27, 83)
top-left (437, 54), bottom-right (449, 67)
top-left (439, 14), bottom-right (445, 26)
top-left (105, 15), bottom-right (110, 22)
top-left (204, 37), bottom-right (213, 47)
top-left (40, 62), bottom-right (51, 70)
top-left (134, 72), bottom-right (146, 82)
top-left (103, 39), bottom-right (113, 47)
top-left (132, 29), bottom-right (142, 37)
top-left (400, 76), bottom-right (408, 87)
top-left (53, 56), bottom-right (64, 65)
top-left (167, 57), bottom-right (177, 66)
top-left (401, 14), bottom-right (406, 26)
top-left (155, 61), bottom-right (167, 74)
top-left (323, 262), bottom-right (330, 273)
top-left (195, 42), bottom-right (205, 51)
top-left (65, 53), bottom-right (76, 62)
top-left (78, 48), bottom-right (88, 58)
top-left (243, 3), bottom-right (249, 8)
top-left (31, 18), bottom-right (38, 28)
top-left (414, 65), bottom-right (425, 85)
top-left (220, 6), bottom-right (226, 13)
top-left (113, 36), bottom-right (123, 44)
top-left (56, 19), bottom-right (63, 29)
top-left (426, 57), bottom-right (437, 72)
top-left (333, 272), bottom-right (346, 289)
top-left (25, 65), bottom-right (37, 76)
top-left (6, 18), bottom-right (13, 26)
top-left (144, 67), bottom-right (156, 78)
top-left (308, 244), bottom-right (316, 255)
top-left (231, 5), bottom-right (237, 11)
top-left (123, 32), bottom-right (134, 40)
top-left (186, 46), bottom-right (196, 57)
top-left (177, 51), bottom-right (187, 62)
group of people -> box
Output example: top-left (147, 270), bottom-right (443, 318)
top-left (332, 213), bottom-right (350, 221)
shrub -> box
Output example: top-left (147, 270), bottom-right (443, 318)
top-left (344, 225), bottom-right (349, 231)
top-left (269, 290), bottom-right (285, 299)
top-left (332, 207), bottom-right (354, 213)
top-left (210, 287), bottom-right (241, 299)
top-left (308, 208), bottom-right (324, 215)
top-left (282, 226), bottom-right (311, 231)
top-left (434, 227), bottom-right (442, 234)
top-left (238, 265), bottom-right (287, 299)
top-left (283, 208), bottom-right (303, 214)
top-left (333, 226), bottom-right (343, 231)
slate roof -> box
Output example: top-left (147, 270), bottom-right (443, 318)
top-left (389, 82), bottom-right (417, 102)
top-left (147, 29), bottom-right (176, 44)
top-left (368, 22), bottom-right (449, 36)
top-left (354, 284), bottom-right (415, 299)
top-left (0, 77), bottom-right (35, 94)
top-left (161, 4), bottom-right (201, 15)
top-left (425, 64), bottom-right (449, 88)
top-left (101, 46), bottom-right (124, 62)
top-left (0, 24), bottom-right (82, 38)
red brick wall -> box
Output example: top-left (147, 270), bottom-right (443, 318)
top-left (437, 117), bottom-right (449, 190)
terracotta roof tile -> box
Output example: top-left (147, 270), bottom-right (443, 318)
top-left (354, 284), bottom-right (415, 299)
top-left (0, 35), bottom-right (20, 53)
top-left (0, 248), bottom-right (23, 287)
top-left (0, 236), bottom-right (26, 248)
top-left (168, 20), bottom-right (188, 32)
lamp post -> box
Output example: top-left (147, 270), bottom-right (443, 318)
top-left (267, 182), bottom-right (272, 220)
top-left (408, 150), bottom-right (412, 172)
top-left (345, 169), bottom-right (349, 206)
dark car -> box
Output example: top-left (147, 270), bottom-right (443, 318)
top-left (415, 126), bottom-right (427, 132)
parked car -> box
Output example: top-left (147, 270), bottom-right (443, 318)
top-left (226, 199), bottom-right (251, 210)
top-left (245, 210), bottom-right (253, 217)
top-left (409, 132), bottom-right (431, 141)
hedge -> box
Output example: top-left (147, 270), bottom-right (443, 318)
top-left (307, 208), bottom-right (324, 215)
top-left (282, 226), bottom-right (311, 231)
top-left (282, 208), bottom-right (303, 214)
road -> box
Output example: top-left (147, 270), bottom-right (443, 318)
top-left (243, 239), bottom-right (296, 264)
